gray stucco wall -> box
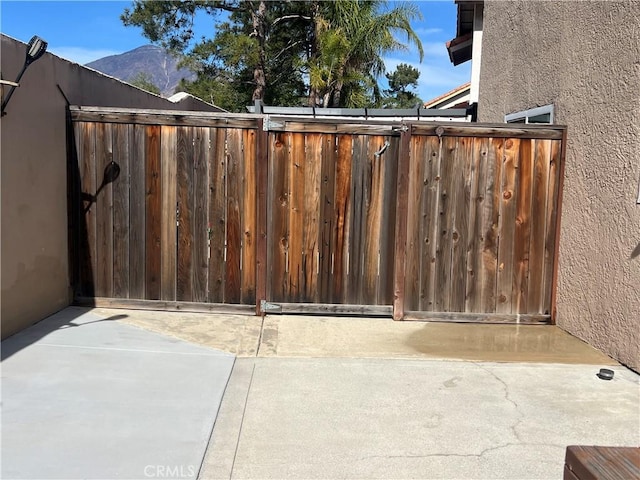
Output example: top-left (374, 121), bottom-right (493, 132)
top-left (0, 34), bottom-right (218, 339)
top-left (478, 1), bottom-right (640, 370)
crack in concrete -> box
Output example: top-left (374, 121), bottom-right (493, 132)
top-left (361, 442), bottom-right (566, 461)
top-left (473, 362), bottom-right (525, 443)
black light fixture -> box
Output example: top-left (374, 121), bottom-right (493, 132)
top-left (1, 35), bottom-right (48, 116)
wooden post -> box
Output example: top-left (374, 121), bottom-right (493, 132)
top-left (392, 124), bottom-right (412, 320)
top-left (550, 127), bottom-right (567, 324)
top-left (255, 118), bottom-right (269, 316)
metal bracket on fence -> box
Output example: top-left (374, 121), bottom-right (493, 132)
top-left (260, 300), bottom-right (282, 314)
top-left (392, 125), bottom-right (409, 133)
top-left (263, 116), bottom-right (284, 131)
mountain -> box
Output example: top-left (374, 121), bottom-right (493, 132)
top-left (86, 45), bottom-right (196, 97)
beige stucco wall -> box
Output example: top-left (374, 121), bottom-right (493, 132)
top-left (478, 1), bottom-right (640, 370)
top-left (0, 34), bottom-right (218, 339)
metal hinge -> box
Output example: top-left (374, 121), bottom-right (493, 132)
top-left (263, 117), bottom-right (284, 131)
top-left (260, 300), bottom-right (282, 313)
top-left (392, 125), bottom-right (409, 133)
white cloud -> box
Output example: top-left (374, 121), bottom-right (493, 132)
top-left (414, 27), bottom-right (443, 36)
top-left (49, 47), bottom-right (122, 65)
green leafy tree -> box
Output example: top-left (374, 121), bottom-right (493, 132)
top-left (122, 0), bottom-right (424, 110)
top-left (382, 63), bottom-right (422, 108)
top-left (129, 72), bottom-right (161, 95)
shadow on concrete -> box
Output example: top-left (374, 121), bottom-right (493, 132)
top-left (1, 308), bottom-right (128, 361)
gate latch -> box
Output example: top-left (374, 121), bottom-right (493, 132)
top-left (260, 300), bottom-right (282, 313)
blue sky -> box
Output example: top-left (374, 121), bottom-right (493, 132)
top-left (0, 0), bottom-right (470, 102)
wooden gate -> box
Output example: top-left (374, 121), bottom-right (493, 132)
top-left (68, 107), bottom-right (565, 323)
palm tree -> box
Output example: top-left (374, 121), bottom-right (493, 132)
top-left (308, 0), bottom-right (424, 108)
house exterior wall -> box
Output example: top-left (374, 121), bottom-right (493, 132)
top-left (478, 1), bottom-right (640, 371)
top-left (0, 34), bottom-right (216, 339)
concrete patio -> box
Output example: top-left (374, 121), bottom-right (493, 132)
top-left (2, 307), bottom-right (638, 479)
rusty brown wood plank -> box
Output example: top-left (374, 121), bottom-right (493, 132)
top-left (255, 120), bottom-right (269, 313)
top-left (160, 126), bottom-right (177, 301)
top-left (411, 123), bottom-right (564, 140)
top-left (225, 128), bottom-right (243, 303)
top-left (405, 134), bottom-right (425, 311)
top-left (268, 132), bottom-right (290, 302)
top-left (208, 127), bottom-right (227, 302)
top-left (78, 122), bottom-right (97, 297)
top-left (286, 133), bottom-right (305, 302)
top-left (527, 139), bottom-right (550, 313)
top-left (242, 128), bottom-right (257, 305)
top-left (495, 138), bottom-right (520, 313)
top-left (129, 125), bottom-right (146, 299)
top-left (145, 125), bottom-right (162, 300)
top-left (363, 135), bottom-right (386, 305)
top-left (75, 296), bottom-right (255, 315)
top-left (479, 138), bottom-right (503, 312)
top-left (422, 135), bottom-right (443, 311)
top-left (275, 303), bottom-right (392, 316)
top-left (192, 127), bottom-right (209, 302)
top-left (268, 121), bottom-right (399, 136)
top-left (465, 137), bottom-right (490, 312)
top-left (543, 139), bottom-right (562, 315)
top-left (378, 136), bottom-right (399, 305)
top-left (112, 123), bottom-right (130, 298)
top-left (348, 135), bottom-right (367, 304)
top-left (392, 126), bottom-right (412, 320)
top-left (70, 107), bottom-right (259, 129)
top-left (176, 126), bottom-right (194, 301)
top-left (95, 122), bottom-right (114, 298)
top-left (319, 134), bottom-right (337, 303)
top-left (332, 135), bottom-right (353, 303)
top-left (402, 311), bottom-right (550, 324)
top-left (513, 139), bottom-right (534, 313)
top-left (434, 136), bottom-right (457, 312)
top-left (302, 133), bottom-right (322, 303)
top-left (549, 134), bottom-right (567, 324)
top-left (450, 136), bottom-right (473, 312)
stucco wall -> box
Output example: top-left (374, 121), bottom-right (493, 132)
top-left (0, 34), bottom-right (218, 339)
top-left (478, 1), bottom-right (640, 370)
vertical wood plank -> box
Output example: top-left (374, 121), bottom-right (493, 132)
top-left (348, 135), bottom-right (366, 303)
top-left (513, 139), bottom-right (534, 313)
top-left (129, 125), bottom-right (146, 299)
top-left (495, 138), bottom-right (520, 313)
top-left (255, 120), bottom-right (269, 313)
top-left (378, 136), bottom-right (399, 305)
top-left (176, 126), bottom-right (193, 301)
top-left (208, 127), bottom-right (226, 302)
top-left (319, 134), bottom-right (337, 303)
top-left (423, 135), bottom-right (443, 311)
top-left (465, 137), bottom-right (490, 312)
top-left (145, 125), bottom-right (162, 300)
top-left (527, 139), bottom-right (550, 313)
top-left (450, 136), bottom-right (472, 312)
top-left (192, 127), bottom-right (209, 302)
top-left (434, 136), bottom-right (456, 312)
top-left (363, 135), bottom-right (386, 305)
top-left (543, 139), bottom-right (562, 315)
top-left (242, 128), bottom-right (257, 305)
top-left (303, 133), bottom-right (322, 303)
top-left (112, 123), bottom-right (131, 298)
top-left (287, 133), bottom-right (305, 302)
top-left (225, 128), bottom-right (243, 303)
top-left (332, 134), bottom-right (353, 303)
top-left (405, 134), bottom-right (425, 310)
top-left (269, 132), bottom-right (290, 302)
top-left (392, 125), bottom-right (411, 320)
top-left (160, 126), bottom-right (177, 301)
top-left (79, 122), bottom-right (97, 297)
top-left (95, 122), bottom-right (113, 298)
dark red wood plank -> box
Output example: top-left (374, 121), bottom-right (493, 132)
top-left (145, 125), bottom-right (162, 300)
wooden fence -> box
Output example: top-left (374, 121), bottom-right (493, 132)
top-left (69, 107), bottom-right (565, 323)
